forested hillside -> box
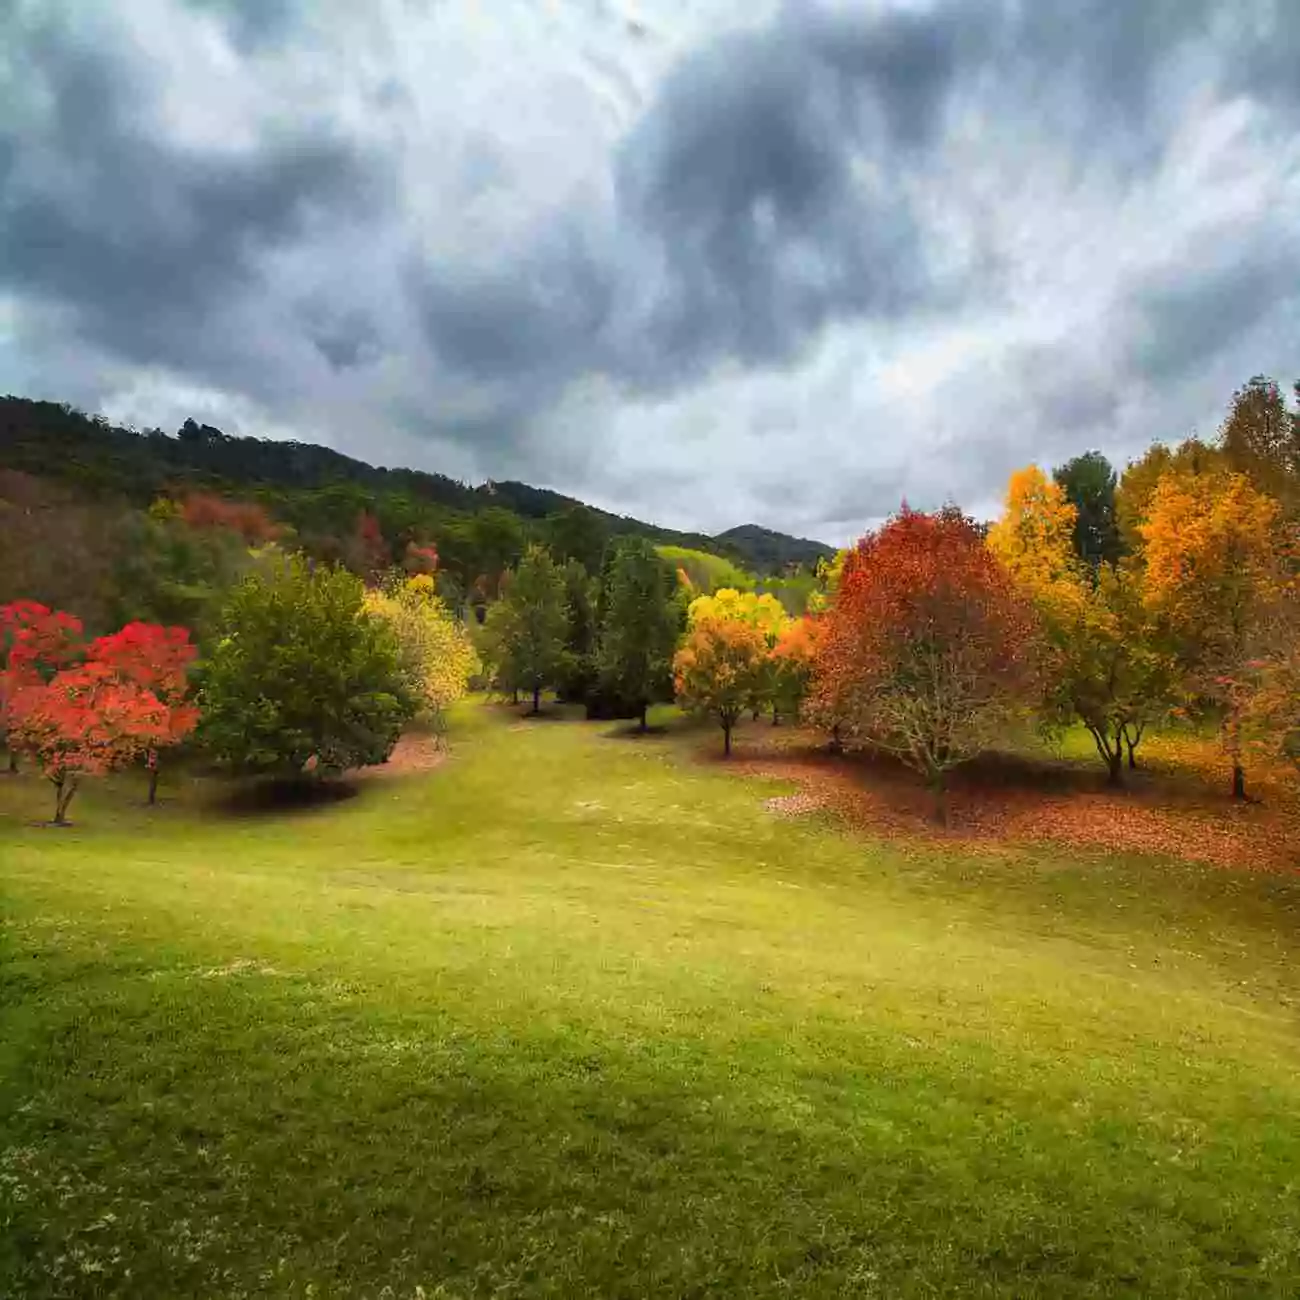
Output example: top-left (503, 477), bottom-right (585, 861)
top-left (0, 396), bottom-right (832, 585)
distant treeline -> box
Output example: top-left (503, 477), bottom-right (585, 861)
top-left (0, 396), bottom-right (831, 604)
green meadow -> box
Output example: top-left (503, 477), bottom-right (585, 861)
top-left (3, 703), bottom-right (1300, 1297)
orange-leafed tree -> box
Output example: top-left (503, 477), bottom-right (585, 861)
top-left (813, 507), bottom-right (1038, 818)
top-left (673, 616), bottom-right (768, 756)
top-left (1, 601), bottom-right (85, 772)
top-left (1140, 470), bottom-right (1292, 800)
top-left (769, 615), bottom-right (820, 724)
top-left (88, 622), bottom-right (200, 803)
top-left (8, 663), bottom-right (170, 824)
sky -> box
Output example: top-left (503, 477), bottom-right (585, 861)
top-left (1, 0), bottom-right (1298, 545)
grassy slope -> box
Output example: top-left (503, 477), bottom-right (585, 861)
top-left (3, 706), bottom-right (1300, 1297)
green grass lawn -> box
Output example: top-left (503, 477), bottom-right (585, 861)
top-left (4, 703), bottom-right (1300, 1297)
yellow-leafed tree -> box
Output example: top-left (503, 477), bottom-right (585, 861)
top-left (363, 576), bottom-right (477, 740)
top-left (989, 465), bottom-right (1174, 781)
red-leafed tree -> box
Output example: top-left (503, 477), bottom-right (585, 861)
top-left (812, 507), bottom-right (1038, 820)
top-left (88, 622), bottom-right (200, 803)
top-left (404, 541), bottom-right (440, 575)
top-left (349, 511), bottom-right (391, 577)
top-left (8, 662), bottom-right (169, 824)
top-left (179, 493), bottom-right (281, 545)
top-left (1, 601), bottom-right (85, 772)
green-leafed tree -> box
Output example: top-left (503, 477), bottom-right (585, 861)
top-left (545, 506), bottom-right (609, 575)
top-left (109, 500), bottom-right (258, 649)
top-left (557, 559), bottom-right (599, 704)
top-left (199, 555), bottom-right (415, 777)
top-left (499, 545), bottom-right (568, 715)
top-left (598, 538), bottom-right (682, 731)
top-left (1053, 451), bottom-right (1120, 570)
top-left (1220, 375), bottom-right (1297, 509)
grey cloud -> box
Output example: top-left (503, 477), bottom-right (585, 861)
top-left (411, 5), bottom-right (975, 398)
top-left (0, 10), bottom-right (384, 390)
top-left (606, 8), bottom-right (957, 380)
top-left (1132, 246), bottom-right (1300, 383)
top-left (2, 0), bottom-right (1299, 541)
top-left (182, 0), bottom-right (300, 51)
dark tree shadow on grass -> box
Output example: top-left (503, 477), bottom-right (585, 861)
top-left (211, 777), bottom-right (362, 820)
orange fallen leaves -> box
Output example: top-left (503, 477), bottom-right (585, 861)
top-left (724, 725), bottom-right (1300, 873)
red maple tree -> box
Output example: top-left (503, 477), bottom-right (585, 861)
top-left (179, 493), bottom-right (281, 544)
top-left (8, 662), bottom-right (170, 824)
top-left (88, 622), bottom-right (200, 803)
top-left (812, 507), bottom-right (1038, 819)
top-left (404, 541), bottom-right (440, 575)
top-left (1, 601), bottom-right (85, 772)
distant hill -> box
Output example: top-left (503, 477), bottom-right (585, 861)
top-left (0, 395), bottom-right (833, 575)
top-left (714, 524), bottom-right (834, 574)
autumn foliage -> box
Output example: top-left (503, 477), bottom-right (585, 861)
top-left (674, 616), bottom-right (769, 756)
top-left (770, 615), bottom-right (820, 721)
top-left (813, 508), bottom-right (1037, 816)
top-left (88, 622), bottom-right (200, 802)
top-left (1, 601), bottom-right (85, 772)
top-left (988, 467), bottom-right (1173, 782)
top-left (180, 493), bottom-right (281, 544)
top-left (1140, 471), bottom-right (1293, 799)
top-left (2, 603), bottom-right (198, 819)
top-left (8, 663), bottom-right (171, 823)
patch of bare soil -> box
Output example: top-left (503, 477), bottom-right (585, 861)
top-left (721, 728), bottom-right (1300, 873)
top-left (360, 731), bottom-right (448, 779)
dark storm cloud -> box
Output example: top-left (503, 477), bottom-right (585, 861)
top-left (0, 10), bottom-right (383, 389)
top-left (1, 0), bottom-right (1299, 539)
top-left (183, 0), bottom-right (301, 51)
top-left (604, 8), bottom-right (961, 382)
top-left (1132, 245), bottom-right (1300, 384)
top-left (411, 3), bottom-right (982, 403)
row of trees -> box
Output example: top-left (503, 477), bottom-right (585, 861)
top-left (476, 539), bottom-right (682, 726)
top-left (775, 378), bottom-right (1300, 815)
top-left (1, 397), bottom-right (829, 635)
top-left (1, 559), bottom-right (478, 823)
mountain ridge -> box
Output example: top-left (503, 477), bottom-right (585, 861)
top-left (0, 395), bottom-right (834, 574)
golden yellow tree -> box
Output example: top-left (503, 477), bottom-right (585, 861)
top-left (987, 466), bottom-right (1085, 609)
top-left (363, 577), bottom-right (477, 739)
top-left (673, 616), bottom-right (769, 756)
top-left (686, 588), bottom-right (789, 720)
top-left (1140, 471), bottom-right (1290, 799)
top-left (990, 466), bottom-right (1174, 781)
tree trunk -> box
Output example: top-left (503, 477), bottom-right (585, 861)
top-left (6, 750), bottom-right (16, 774)
top-left (829, 724), bottom-right (843, 756)
top-left (147, 762), bottom-right (160, 806)
top-left (1087, 724), bottom-right (1125, 787)
top-left (1122, 722), bottom-right (1144, 771)
top-left (771, 705), bottom-right (779, 726)
top-left (512, 689), bottom-right (519, 706)
top-left (1228, 711), bottom-right (1246, 801)
top-left (531, 685), bottom-right (541, 715)
top-left (52, 775), bottom-right (78, 826)
top-left (639, 702), bottom-right (648, 733)
top-left (751, 706), bottom-right (761, 722)
top-left (930, 771), bottom-right (948, 826)
top-left (723, 722), bottom-right (732, 757)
